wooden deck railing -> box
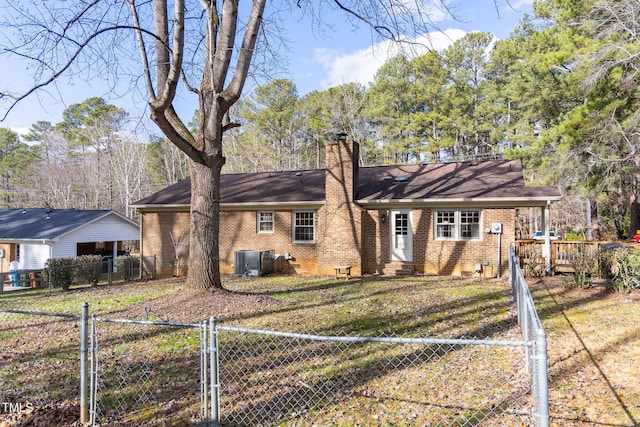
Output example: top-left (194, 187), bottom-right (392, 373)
top-left (514, 240), bottom-right (602, 277)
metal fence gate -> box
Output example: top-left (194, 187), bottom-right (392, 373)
top-left (87, 310), bottom-right (207, 426)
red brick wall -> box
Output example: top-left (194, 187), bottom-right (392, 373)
top-left (140, 210), bottom-right (191, 278)
top-left (363, 207), bottom-right (515, 277)
top-left (141, 209), bottom-right (325, 277)
top-left (143, 204), bottom-right (514, 278)
top-left (362, 210), bottom-right (388, 274)
top-left (218, 210), bottom-right (319, 274)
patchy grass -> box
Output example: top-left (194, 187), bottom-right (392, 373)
top-left (0, 280), bottom-right (181, 315)
top-left (528, 277), bottom-right (640, 426)
top-left (220, 275), bottom-right (514, 340)
top-left (0, 274), bottom-right (638, 426)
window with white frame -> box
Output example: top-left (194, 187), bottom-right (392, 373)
top-left (293, 211), bottom-right (315, 242)
top-left (460, 210), bottom-right (481, 239)
top-left (257, 211), bottom-right (274, 233)
top-left (435, 209), bottom-right (481, 240)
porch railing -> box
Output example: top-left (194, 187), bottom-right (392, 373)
top-left (514, 240), bottom-right (602, 276)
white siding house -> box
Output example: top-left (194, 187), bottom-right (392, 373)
top-left (20, 244), bottom-right (52, 270)
top-left (0, 209), bottom-right (140, 271)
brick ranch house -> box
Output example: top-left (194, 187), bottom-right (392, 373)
top-left (132, 134), bottom-right (561, 278)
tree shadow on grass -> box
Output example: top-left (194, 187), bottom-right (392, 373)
top-left (531, 278), bottom-right (640, 427)
top-left (215, 277), bottom-right (538, 425)
top-left (218, 329), bottom-right (533, 426)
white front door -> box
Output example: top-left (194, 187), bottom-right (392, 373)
top-left (390, 210), bottom-right (413, 262)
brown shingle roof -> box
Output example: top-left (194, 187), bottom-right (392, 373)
top-left (357, 160), bottom-right (561, 200)
top-left (132, 159), bottom-right (561, 207)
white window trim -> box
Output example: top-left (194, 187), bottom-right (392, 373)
top-left (434, 209), bottom-right (483, 241)
top-left (257, 211), bottom-right (274, 234)
top-left (292, 211), bottom-right (316, 243)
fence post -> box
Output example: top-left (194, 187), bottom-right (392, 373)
top-left (535, 328), bottom-right (550, 427)
top-left (209, 317), bottom-right (220, 427)
top-left (80, 302), bottom-right (89, 424)
top-left (201, 321), bottom-right (209, 421)
top-left (89, 315), bottom-right (98, 425)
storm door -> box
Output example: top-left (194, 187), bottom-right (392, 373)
top-left (390, 210), bottom-right (413, 262)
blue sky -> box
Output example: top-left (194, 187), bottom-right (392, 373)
top-left (0, 0), bottom-right (532, 136)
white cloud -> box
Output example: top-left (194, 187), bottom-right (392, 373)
top-left (510, 0), bottom-right (533, 9)
top-left (314, 28), bottom-right (467, 89)
top-left (10, 127), bottom-right (29, 136)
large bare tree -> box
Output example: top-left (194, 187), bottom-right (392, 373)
top-left (1, 0), bottom-right (469, 289)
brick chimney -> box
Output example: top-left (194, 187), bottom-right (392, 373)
top-left (325, 132), bottom-right (359, 204)
top-left (317, 133), bottom-right (363, 276)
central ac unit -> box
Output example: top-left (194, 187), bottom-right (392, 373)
top-left (234, 250), bottom-right (275, 276)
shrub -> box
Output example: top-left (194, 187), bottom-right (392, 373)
top-left (600, 247), bottom-right (640, 293)
top-left (43, 257), bottom-right (75, 291)
top-left (568, 245), bottom-right (599, 288)
top-left (525, 244), bottom-right (545, 277)
top-left (565, 230), bottom-right (586, 241)
top-left (75, 255), bottom-right (103, 286)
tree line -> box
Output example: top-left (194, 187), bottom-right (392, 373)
top-left (1, 0), bottom-right (639, 242)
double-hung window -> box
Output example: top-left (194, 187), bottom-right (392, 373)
top-left (460, 211), bottom-right (481, 239)
top-left (435, 210), bottom-right (481, 240)
top-left (293, 211), bottom-right (315, 243)
top-left (257, 211), bottom-right (274, 233)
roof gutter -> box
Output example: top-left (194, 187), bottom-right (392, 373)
top-left (0, 238), bottom-right (57, 245)
top-left (132, 201), bottom-right (326, 211)
top-left (356, 196), bottom-right (562, 208)
top-left (131, 197), bottom-right (562, 211)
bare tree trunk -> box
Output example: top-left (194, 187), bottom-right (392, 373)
top-left (188, 160), bottom-right (222, 289)
top-left (630, 193), bottom-right (640, 239)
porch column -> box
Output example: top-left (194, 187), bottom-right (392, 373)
top-left (542, 202), bottom-right (551, 274)
top-left (112, 241), bottom-right (118, 272)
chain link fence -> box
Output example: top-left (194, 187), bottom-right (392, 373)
top-left (0, 255), bottom-right (157, 295)
top-left (509, 245), bottom-right (550, 426)
top-left (1, 253), bottom-right (548, 426)
top-left (0, 310), bottom-right (81, 424)
top-left (214, 326), bottom-right (533, 426)
top-left (89, 314), bottom-right (205, 426)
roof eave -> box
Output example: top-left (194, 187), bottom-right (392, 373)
top-left (0, 238), bottom-right (56, 244)
top-left (131, 204), bottom-right (190, 212)
top-left (53, 211), bottom-right (139, 241)
top-left (133, 201), bottom-right (326, 212)
top-left (221, 201), bottom-right (325, 210)
top-left (356, 196), bottom-right (562, 208)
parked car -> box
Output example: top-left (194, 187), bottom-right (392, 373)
top-left (531, 231), bottom-right (559, 240)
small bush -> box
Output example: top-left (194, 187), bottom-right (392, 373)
top-left (43, 257), bottom-right (75, 291)
top-left (569, 245), bottom-right (599, 288)
top-left (75, 255), bottom-right (103, 286)
top-left (565, 230), bottom-right (586, 241)
top-left (525, 244), bottom-right (545, 277)
top-left (600, 247), bottom-right (640, 293)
